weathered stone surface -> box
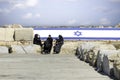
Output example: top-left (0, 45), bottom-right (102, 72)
top-left (11, 45), bottom-right (41, 54)
top-left (0, 46), bottom-right (8, 54)
top-left (5, 28), bottom-right (14, 41)
top-left (14, 28), bottom-right (33, 41)
top-left (113, 58), bottom-right (120, 80)
top-left (78, 43), bottom-right (96, 61)
top-left (76, 42), bottom-right (116, 69)
top-left (102, 50), bottom-right (119, 76)
top-left (0, 28), bottom-right (5, 41)
top-left (0, 28), bottom-right (14, 41)
top-left (90, 44), bottom-right (116, 67)
top-left (11, 45), bottom-right (26, 54)
top-left (96, 48), bottom-right (116, 72)
top-left (0, 28), bottom-right (33, 41)
top-left (23, 45), bottom-right (41, 54)
top-left (77, 42), bottom-right (108, 62)
top-left (75, 46), bottom-right (81, 58)
top-left (87, 49), bottom-right (99, 67)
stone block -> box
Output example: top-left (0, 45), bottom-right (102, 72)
top-left (0, 28), bottom-right (5, 41)
top-left (102, 50), bottom-right (119, 76)
top-left (79, 42), bottom-right (106, 62)
top-left (96, 48), bottom-right (117, 72)
top-left (5, 28), bottom-right (14, 41)
top-left (11, 45), bottom-right (41, 54)
top-left (79, 43), bottom-right (98, 61)
top-left (0, 46), bottom-right (8, 54)
top-left (23, 45), bottom-right (41, 54)
top-left (75, 47), bottom-right (81, 58)
top-left (91, 44), bottom-right (116, 68)
top-left (14, 28), bottom-right (33, 41)
top-left (0, 28), bottom-right (14, 41)
top-left (11, 45), bottom-right (26, 54)
top-left (86, 50), bottom-right (96, 66)
top-left (113, 58), bottom-right (120, 80)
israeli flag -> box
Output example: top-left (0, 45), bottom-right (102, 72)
top-left (34, 28), bottom-right (120, 40)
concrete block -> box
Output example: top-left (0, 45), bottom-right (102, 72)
top-left (23, 45), bottom-right (41, 54)
top-left (11, 45), bottom-right (41, 54)
top-left (79, 43), bottom-right (97, 61)
top-left (79, 42), bottom-right (106, 62)
top-left (86, 50), bottom-right (95, 66)
top-left (11, 45), bottom-right (26, 54)
top-left (0, 28), bottom-right (5, 41)
top-left (91, 44), bottom-right (116, 68)
top-left (0, 28), bottom-right (14, 41)
top-left (113, 58), bottom-right (120, 80)
top-left (0, 46), bottom-right (8, 54)
top-left (96, 48), bottom-right (116, 72)
top-left (102, 50), bottom-right (118, 76)
top-left (75, 46), bottom-right (81, 58)
top-left (5, 28), bottom-right (14, 41)
top-left (14, 28), bottom-right (33, 41)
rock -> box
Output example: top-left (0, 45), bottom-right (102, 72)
top-left (96, 48), bottom-right (116, 72)
top-left (22, 45), bottom-right (41, 54)
top-left (11, 45), bottom-right (41, 54)
top-left (79, 43), bottom-right (96, 61)
top-left (14, 28), bottom-right (33, 41)
top-left (102, 50), bottom-right (119, 76)
top-left (78, 42), bottom-right (104, 61)
top-left (0, 28), bottom-right (15, 41)
top-left (90, 44), bottom-right (116, 67)
top-left (86, 50), bottom-right (97, 66)
top-left (0, 46), bottom-right (8, 54)
top-left (11, 45), bottom-right (26, 54)
top-left (76, 42), bottom-right (116, 69)
top-left (75, 47), bottom-right (81, 58)
top-left (5, 28), bottom-right (14, 41)
top-left (0, 28), bottom-right (5, 41)
top-left (113, 58), bottom-right (120, 80)
top-left (82, 43), bottom-right (115, 65)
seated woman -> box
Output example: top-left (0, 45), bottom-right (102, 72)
top-left (33, 34), bottom-right (42, 47)
top-left (42, 39), bottom-right (51, 54)
top-left (53, 35), bottom-right (64, 54)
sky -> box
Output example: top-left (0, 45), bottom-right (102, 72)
top-left (0, 0), bottom-right (120, 26)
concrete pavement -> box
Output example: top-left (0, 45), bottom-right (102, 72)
top-left (0, 54), bottom-right (114, 80)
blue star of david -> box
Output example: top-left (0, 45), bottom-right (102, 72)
top-left (74, 31), bottom-right (82, 36)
